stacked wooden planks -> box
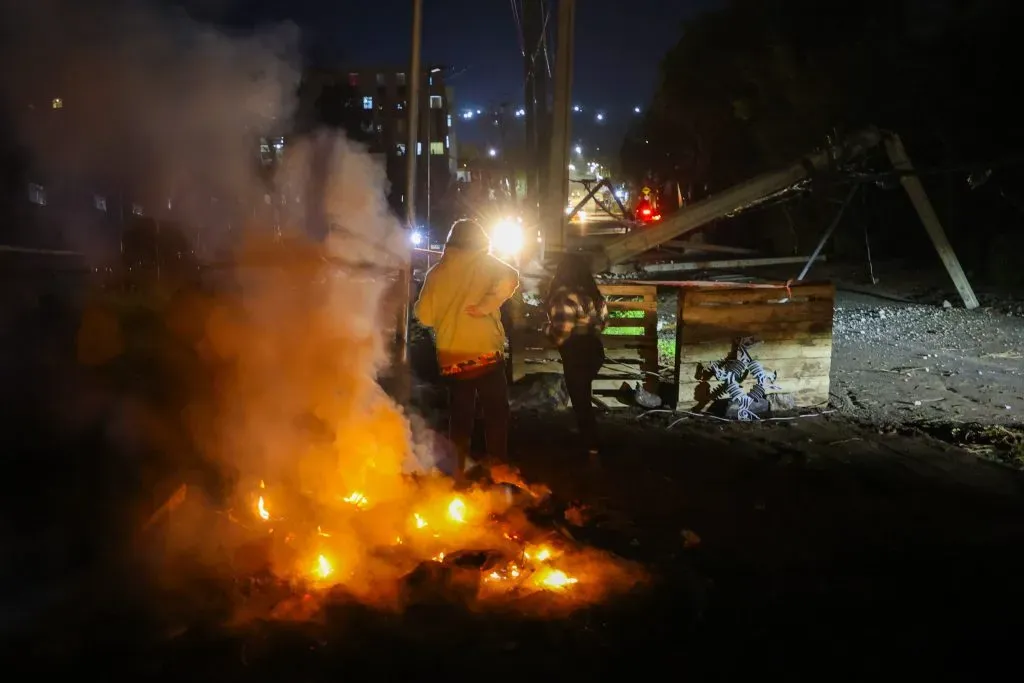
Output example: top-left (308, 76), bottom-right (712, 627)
top-left (675, 282), bottom-right (834, 411)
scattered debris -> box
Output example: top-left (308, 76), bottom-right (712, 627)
top-left (699, 338), bottom-right (780, 421)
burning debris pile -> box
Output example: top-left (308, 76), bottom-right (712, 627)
top-left (192, 467), bottom-right (633, 619)
top-left (141, 232), bottom-right (639, 620)
top-left (700, 338), bottom-right (781, 420)
top-left (133, 136), bottom-right (640, 619)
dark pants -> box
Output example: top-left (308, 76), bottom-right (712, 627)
top-left (559, 334), bottom-right (605, 450)
top-left (448, 360), bottom-right (509, 477)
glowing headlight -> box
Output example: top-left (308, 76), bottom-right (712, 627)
top-left (410, 230), bottom-right (424, 246)
top-left (490, 219), bottom-right (523, 256)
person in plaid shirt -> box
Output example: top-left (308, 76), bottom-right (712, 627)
top-left (545, 253), bottom-right (608, 456)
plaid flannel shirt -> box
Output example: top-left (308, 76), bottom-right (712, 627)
top-left (545, 287), bottom-right (609, 347)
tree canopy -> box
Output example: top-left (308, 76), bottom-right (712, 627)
top-left (623, 0), bottom-right (1022, 193)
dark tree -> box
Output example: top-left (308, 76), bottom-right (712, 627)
top-left (623, 0), bottom-right (1024, 278)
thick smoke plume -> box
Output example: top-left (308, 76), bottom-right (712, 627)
top-left (2, 0), bottom-right (425, 531)
top-left (3, 0), bottom-right (639, 616)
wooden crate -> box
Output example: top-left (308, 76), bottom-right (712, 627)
top-left (675, 282), bottom-right (834, 411)
top-left (510, 284), bottom-right (660, 408)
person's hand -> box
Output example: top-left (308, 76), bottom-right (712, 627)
top-left (465, 304), bottom-right (486, 317)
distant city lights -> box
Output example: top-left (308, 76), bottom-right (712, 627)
top-left (574, 145), bottom-right (582, 155)
top-left (455, 104), bottom-right (645, 126)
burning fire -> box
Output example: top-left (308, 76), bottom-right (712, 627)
top-left (447, 497), bottom-right (467, 524)
top-left (315, 555), bottom-right (333, 579)
top-left (150, 237), bottom-right (639, 619)
top-left (226, 472), bottom-right (634, 613)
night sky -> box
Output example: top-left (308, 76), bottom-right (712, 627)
top-left (174, 0), bottom-right (719, 147)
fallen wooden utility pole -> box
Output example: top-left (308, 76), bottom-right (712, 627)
top-left (660, 240), bottom-right (757, 255)
top-left (597, 126), bottom-right (980, 310)
top-left (641, 255), bottom-right (821, 273)
top-left (595, 127), bottom-right (884, 271)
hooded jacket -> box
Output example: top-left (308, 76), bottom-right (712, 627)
top-left (414, 247), bottom-right (519, 377)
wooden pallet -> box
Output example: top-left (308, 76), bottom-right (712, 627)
top-left (510, 284), bottom-right (660, 408)
top-left (675, 282), bottom-right (834, 411)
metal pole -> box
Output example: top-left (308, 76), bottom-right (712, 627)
top-left (426, 86), bottom-right (431, 229)
top-left (796, 184), bottom-right (858, 281)
top-left (395, 0), bottom-right (422, 404)
top-left (543, 0), bottom-right (575, 259)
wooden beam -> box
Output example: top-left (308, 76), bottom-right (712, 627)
top-left (597, 127), bottom-right (883, 270)
top-left (642, 255), bottom-right (822, 273)
top-left (884, 134), bottom-right (979, 310)
top-left (661, 240), bottom-right (758, 255)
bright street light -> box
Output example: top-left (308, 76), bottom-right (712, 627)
top-left (488, 148), bottom-right (497, 157)
top-left (595, 113), bottom-right (604, 122)
top-left (410, 230), bottom-right (424, 246)
top-left (574, 145), bottom-right (582, 155)
top-left (490, 218), bottom-right (523, 257)
top-left (634, 106), bottom-right (641, 114)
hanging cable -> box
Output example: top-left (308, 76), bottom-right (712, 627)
top-left (539, 0), bottom-right (553, 78)
top-left (510, 0), bottom-right (526, 56)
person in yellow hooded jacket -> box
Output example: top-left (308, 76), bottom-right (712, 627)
top-left (414, 219), bottom-right (520, 481)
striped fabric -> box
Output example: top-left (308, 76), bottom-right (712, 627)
top-left (545, 287), bottom-right (609, 347)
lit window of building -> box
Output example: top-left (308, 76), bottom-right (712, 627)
top-left (396, 143), bottom-right (407, 156)
top-left (396, 101), bottom-right (405, 111)
top-left (132, 204), bottom-right (143, 216)
top-left (445, 135), bottom-right (450, 149)
top-left (363, 96), bottom-right (373, 110)
top-left (28, 183), bottom-right (46, 205)
top-left (430, 95), bottom-right (442, 109)
top-left (51, 98), bottom-right (63, 109)
top-left (416, 142), bottom-right (422, 156)
top-left (446, 114), bottom-right (452, 128)
top-left (94, 195), bottom-right (107, 212)
top-left (430, 142), bottom-right (444, 156)
top-left (396, 72), bottom-right (406, 86)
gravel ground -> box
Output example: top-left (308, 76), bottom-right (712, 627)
top-left (831, 293), bottom-right (1024, 426)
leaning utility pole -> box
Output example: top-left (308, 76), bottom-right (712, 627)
top-left (394, 0), bottom-right (423, 404)
top-left (542, 0), bottom-right (575, 259)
